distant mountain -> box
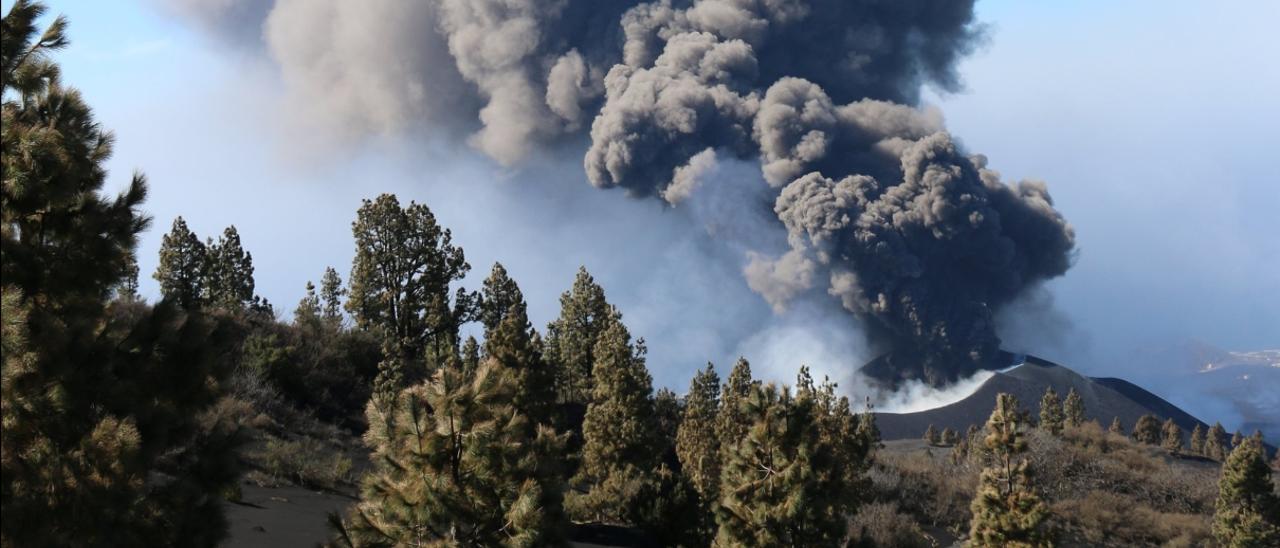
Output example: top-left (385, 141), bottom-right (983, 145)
top-left (1121, 340), bottom-right (1280, 443)
top-left (872, 355), bottom-right (1219, 445)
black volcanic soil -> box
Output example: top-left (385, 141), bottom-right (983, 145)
top-left (872, 355), bottom-right (1218, 443)
top-left (225, 485), bottom-right (355, 547)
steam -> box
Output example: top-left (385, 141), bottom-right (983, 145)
top-left (166, 0), bottom-right (1076, 387)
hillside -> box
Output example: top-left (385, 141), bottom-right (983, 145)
top-left (874, 355), bottom-right (1211, 442)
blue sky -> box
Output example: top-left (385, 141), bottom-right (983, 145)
top-left (19, 1), bottom-right (1280, 400)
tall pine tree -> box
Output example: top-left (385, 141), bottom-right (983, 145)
top-left (346, 194), bottom-right (473, 372)
top-left (1162, 418), bottom-right (1184, 454)
top-left (676, 363), bottom-right (722, 508)
top-left (1063, 387), bottom-right (1085, 427)
top-left (319, 266), bottom-right (344, 327)
top-left (717, 357), bottom-right (758, 459)
top-left (154, 216), bottom-right (207, 308)
top-left (204, 225), bottom-right (254, 310)
top-left (544, 267), bottom-right (611, 405)
top-left (968, 393), bottom-right (1050, 547)
top-left (1206, 422), bottom-right (1229, 461)
top-left (1190, 424), bottom-right (1207, 456)
top-left (570, 308), bottom-right (658, 525)
top-left (483, 292), bottom-right (556, 427)
top-left (1038, 387), bottom-right (1064, 436)
top-left (2, 3), bottom-right (240, 544)
top-left (478, 262), bottom-right (524, 336)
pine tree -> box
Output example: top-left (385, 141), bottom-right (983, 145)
top-left (114, 253), bottom-right (141, 301)
top-left (718, 357), bottom-right (758, 457)
top-left (319, 266), bottom-right (344, 327)
top-left (460, 335), bottom-right (480, 375)
top-left (653, 387), bottom-right (682, 461)
top-left (1232, 430), bottom-right (1244, 450)
top-left (715, 379), bottom-right (869, 546)
top-left (942, 427), bottom-right (959, 446)
top-left (346, 194), bottom-right (472, 370)
top-left (1162, 418), bottom-right (1183, 454)
top-left (294, 281), bottom-right (321, 326)
top-left (2, 5), bottom-right (240, 543)
top-left (1109, 416), bottom-right (1125, 436)
top-left (483, 295), bottom-right (555, 427)
top-left (968, 393), bottom-right (1051, 547)
top-left (333, 361), bottom-right (568, 546)
top-left (571, 309), bottom-right (658, 524)
top-left (1191, 424), bottom-right (1207, 456)
top-left (154, 217), bottom-right (207, 308)
top-left (952, 433), bottom-right (971, 464)
top-left (204, 225), bottom-right (255, 310)
top-left (1207, 422), bottom-right (1229, 461)
top-left (924, 424), bottom-right (941, 446)
top-left (1212, 437), bottom-right (1280, 547)
top-left (544, 267), bottom-right (611, 404)
top-left (676, 363), bottom-right (722, 534)
top-left (1133, 414), bottom-right (1161, 445)
top-left (1063, 387), bottom-right (1085, 427)
top-left (1038, 387), bottom-right (1065, 436)
top-left (479, 262), bottom-right (524, 336)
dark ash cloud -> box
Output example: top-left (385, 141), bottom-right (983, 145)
top-left (165, 0), bottom-right (1075, 386)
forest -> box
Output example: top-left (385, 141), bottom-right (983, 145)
top-left (3, 2), bottom-right (1279, 547)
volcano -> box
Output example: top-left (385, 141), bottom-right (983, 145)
top-left (869, 354), bottom-right (1232, 444)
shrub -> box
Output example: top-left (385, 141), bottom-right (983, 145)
top-left (260, 437), bottom-right (353, 489)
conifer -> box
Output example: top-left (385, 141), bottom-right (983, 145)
top-left (460, 335), bottom-right (480, 375)
top-left (346, 194), bottom-right (472, 369)
top-left (967, 393), bottom-right (1050, 547)
top-left (714, 382), bottom-right (860, 546)
top-left (677, 363), bottom-right (722, 509)
top-left (1063, 387), bottom-right (1085, 427)
top-left (571, 309), bottom-right (658, 524)
top-left (154, 217), bottom-right (208, 308)
top-left (333, 361), bottom-right (568, 546)
top-left (1161, 418), bottom-right (1184, 454)
top-left (1207, 422), bottom-right (1229, 461)
top-left (479, 262), bottom-right (524, 336)
top-left (653, 387), bottom-right (682, 459)
top-left (1212, 437), bottom-right (1280, 547)
top-left (204, 225), bottom-right (255, 310)
top-left (543, 267), bottom-right (611, 404)
top-left (942, 427), bottom-right (959, 446)
top-left (484, 297), bottom-right (555, 427)
top-left (2, 4), bottom-right (240, 543)
top-left (319, 266), bottom-right (344, 327)
top-left (924, 424), bottom-right (941, 446)
top-left (1231, 430), bottom-right (1244, 450)
top-left (1191, 424), bottom-right (1207, 456)
top-left (1133, 414), bottom-right (1161, 445)
top-left (717, 357), bottom-right (758, 456)
top-left (1109, 416), bottom-right (1125, 436)
top-left (295, 281), bottom-right (321, 326)
top-left (1038, 387), bottom-right (1065, 436)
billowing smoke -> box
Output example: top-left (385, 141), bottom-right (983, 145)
top-left (167, 0), bottom-right (1075, 386)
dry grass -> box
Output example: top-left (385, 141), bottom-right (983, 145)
top-left (871, 422), bottom-right (1226, 546)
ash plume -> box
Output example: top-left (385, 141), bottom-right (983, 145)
top-left (168, 0), bottom-right (1075, 385)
